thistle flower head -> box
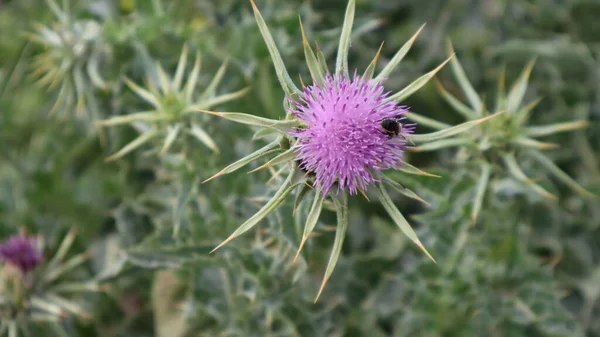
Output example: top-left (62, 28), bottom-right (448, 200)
top-left (290, 72), bottom-right (413, 194)
top-left (0, 233), bottom-right (42, 274)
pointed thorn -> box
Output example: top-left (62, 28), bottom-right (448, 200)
top-left (193, 109), bottom-right (224, 117)
top-left (209, 234), bottom-right (237, 254)
top-left (249, 0), bottom-right (259, 12)
top-left (416, 240), bottom-right (436, 264)
top-left (294, 236), bottom-right (309, 263)
top-left (358, 187), bottom-right (370, 201)
top-left (202, 172), bottom-right (224, 184)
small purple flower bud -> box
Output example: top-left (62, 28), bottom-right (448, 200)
top-left (0, 233), bottom-right (43, 274)
top-left (289, 72), bottom-right (415, 195)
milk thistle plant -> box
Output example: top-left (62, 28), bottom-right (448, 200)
top-left (196, 0), bottom-right (503, 300)
top-left (97, 46), bottom-right (248, 161)
top-left (0, 229), bottom-right (103, 336)
top-left (28, 0), bottom-right (110, 119)
top-left (409, 43), bottom-right (595, 222)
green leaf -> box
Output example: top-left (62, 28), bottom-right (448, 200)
top-left (173, 176), bottom-right (198, 238)
top-left (524, 120), bottom-right (589, 137)
top-left (295, 188), bottom-right (326, 261)
top-left (447, 41), bottom-right (483, 114)
top-left (502, 153), bottom-right (557, 199)
top-left (105, 131), bottom-right (158, 161)
top-left (471, 162), bottom-right (491, 223)
top-left (397, 161), bottom-right (441, 177)
top-left (155, 62), bottom-right (172, 94)
top-left (184, 52), bottom-right (201, 102)
top-left (434, 79), bottom-right (478, 119)
top-left (315, 43), bottom-right (328, 73)
top-left (495, 64), bottom-right (506, 112)
top-left (403, 111), bottom-right (451, 130)
top-left (252, 128), bottom-right (277, 140)
top-left (250, 0), bottom-right (300, 96)
top-left (529, 151), bottom-right (595, 197)
top-left (388, 55), bottom-right (453, 102)
top-left (124, 78), bottom-right (162, 109)
top-left (513, 136), bottom-right (559, 150)
top-left (203, 141), bottom-right (280, 183)
top-left (375, 183), bottom-right (435, 262)
top-left (47, 228), bottom-right (77, 269)
top-left (96, 111), bottom-right (168, 126)
top-left (299, 17), bottom-right (325, 86)
top-left (192, 109), bottom-right (303, 133)
top-left (199, 59), bottom-right (228, 100)
top-left (160, 123), bottom-right (182, 154)
top-left (293, 183), bottom-right (314, 215)
top-left (210, 171), bottom-right (302, 252)
top-left (192, 87), bottom-right (250, 111)
top-left (335, 0), bottom-right (355, 77)
top-left (173, 45), bottom-right (188, 92)
top-left (409, 111), bottom-right (503, 143)
top-left (363, 42), bottom-right (384, 79)
top-left (126, 243), bottom-right (214, 268)
top-left (43, 251), bottom-right (89, 283)
top-left (248, 147), bottom-right (297, 173)
top-left (506, 59), bottom-right (535, 114)
top-left (380, 174), bottom-right (430, 206)
top-left (189, 123), bottom-right (219, 153)
top-left (315, 192), bottom-right (347, 302)
top-left (413, 137), bottom-right (470, 152)
top-left (375, 24), bottom-right (425, 82)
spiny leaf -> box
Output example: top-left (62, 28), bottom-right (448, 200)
top-left (363, 42), bottom-right (384, 79)
top-left (502, 153), bottom-right (557, 199)
top-left (193, 87), bottom-right (250, 111)
top-left (172, 176), bottom-right (198, 238)
top-left (315, 192), bottom-right (347, 302)
top-left (124, 78), bottom-right (162, 109)
top-left (295, 188), bottom-right (326, 261)
top-left (248, 148), bottom-right (296, 173)
top-left (155, 62), bottom-right (172, 94)
top-left (529, 150), bottom-right (595, 197)
top-left (315, 43), bottom-right (328, 73)
top-left (513, 137), bottom-right (559, 150)
top-left (525, 120), bottom-right (589, 137)
top-left (44, 251), bottom-right (90, 283)
top-left (210, 172), bottom-right (302, 253)
top-left (203, 141), bottom-right (280, 183)
top-left (515, 97), bottom-right (542, 125)
top-left (200, 58), bottom-right (228, 100)
top-left (173, 45), bottom-right (188, 92)
top-left (397, 161), bottom-right (441, 177)
top-left (413, 137), bottom-right (470, 152)
top-left (250, 0), bottom-right (300, 96)
top-left (434, 79), bottom-right (477, 119)
top-left (192, 109), bottom-right (303, 133)
top-left (160, 124), bottom-right (182, 154)
top-left (375, 183), bottom-right (435, 263)
top-left (375, 23), bottom-right (425, 82)
top-left (471, 162), bottom-right (491, 223)
top-left (388, 55), bottom-right (453, 102)
top-left (47, 228), bottom-right (77, 269)
top-left (105, 131), bottom-right (157, 161)
top-left (409, 111), bottom-right (503, 143)
top-left (184, 52), bottom-right (201, 101)
top-left (293, 183), bottom-right (314, 215)
top-left (447, 41), bottom-right (483, 114)
top-left (335, 0), bottom-right (355, 77)
top-left (189, 123), bottom-right (219, 153)
top-left (380, 174), bottom-right (430, 206)
top-left (299, 17), bottom-right (325, 86)
top-left (506, 58), bottom-right (536, 114)
top-left (403, 111), bottom-right (451, 130)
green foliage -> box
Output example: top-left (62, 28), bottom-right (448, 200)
top-left (1, 0), bottom-right (599, 336)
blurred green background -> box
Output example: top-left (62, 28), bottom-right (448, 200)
top-left (1, 0), bottom-right (599, 336)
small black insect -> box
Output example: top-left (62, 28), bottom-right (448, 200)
top-left (380, 116), bottom-right (406, 140)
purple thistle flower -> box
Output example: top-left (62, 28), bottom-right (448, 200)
top-left (0, 233), bottom-right (42, 274)
top-left (289, 72), bottom-right (415, 195)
